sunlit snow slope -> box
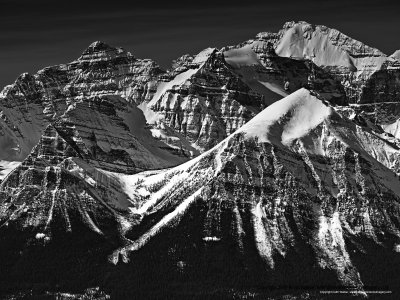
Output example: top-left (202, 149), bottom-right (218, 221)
top-left (92, 88), bottom-right (400, 294)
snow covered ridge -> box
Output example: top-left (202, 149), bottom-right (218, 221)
top-left (103, 89), bottom-right (400, 293)
top-left (109, 89), bottom-right (399, 284)
top-left (278, 21), bottom-right (386, 58)
top-left (253, 20), bottom-right (387, 66)
top-left (231, 20), bottom-right (400, 104)
top-left (1, 87), bottom-right (400, 295)
top-left (1, 21), bottom-right (400, 295)
top-left (1, 20), bottom-right (399, 176)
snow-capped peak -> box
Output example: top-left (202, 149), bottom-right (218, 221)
top-left (278, 21), bottom-right (386, 57)
top-left (83, 40), bottom-right (120, 52)
top-left (238, 88), bottom-right (332, 145)
top-left (275, 21), bottom-right (387, 73)
top-left (224, 45), bottom-right (262, 68)
top-left (192, 47), bottom-right (217, 64)
top-left (78, 40), bottom-right (132, 61)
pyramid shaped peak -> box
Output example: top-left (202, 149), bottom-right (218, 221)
top-left (78, 41), bottom-right (132, 61)
top-left (84, 41), bottom-right (118, 52)
top-left (238, 88), bottom-right (333, 145)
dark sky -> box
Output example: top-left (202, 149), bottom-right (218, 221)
top-left (1, 0), bottom-right (400, 88)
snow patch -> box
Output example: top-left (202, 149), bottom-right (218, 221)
top-left (382, 119), bottom-right (400, 139)
top-left (224, 45), bottom-right (262, 68)
top-left (238, 88), bottom-right (332, 145)
top-left (0, 160), bottom-right (20, 180)
top-left (111, 187), bottom-right (204, 264)
top-left (275, 22), bottom-right (387, 77)
top-left (192, 47), bottom-right (216, 64)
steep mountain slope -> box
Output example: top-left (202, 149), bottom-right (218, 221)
top-left (226, 20), bottom-right (400, 158)
top-left (0, 41), bottom-right (188, 181)
top-left (1, 22), bottom-right (400, 298)
top-left (224, 43), bottom-right (347, 105)
top-left (3, 21), bottom-right (397, 167)
top-left (104, 89), bottom-right (400, 297)
top-left (0, 41), bottom-right (281, 170)
top-left (142, 44), bottom-right (347, 154)
top-left (0, 92), bottom-right (190, 262)
top-left (2, 89), bottom-right (398, 297)
top-left (141, 48), bottom-right (266, 152)
top-left (233, 21), bottom-right (400, 104)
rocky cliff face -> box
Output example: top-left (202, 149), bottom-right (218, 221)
top-left (143, 48), bottom-right (265, 152)
top-left (104, 90), bottom-right (400, 299)
top-left (223, 43), bottom-right (347, 104)
top-left (108, 91), bottom-right (400, 293)
top-left (0, 92), bottom-right (190, 256)
top-left (0, 42), bottom-right (186, 179)
top-left (233, 21), bottom-right (400, 105)
top-left (142, 44), bottom-right (347, 154)
top-left (1, 22), bottom-right (400, 299)
top-left (2, 89), bottom-right (400, 298)
top-left (3, 22), bottom-right (398, 168)
top-left (225, 21), bottom-right (400, 160)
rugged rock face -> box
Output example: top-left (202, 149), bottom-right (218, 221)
top-left (2, 22), bottom-right (398, 166)
top-left (233, 21), bottom-right (400, 104)
top-left (143, 48), bottom-right (265, 152)
top-left (67, 41), bottom-right (163, 103)
top-left (0, 41), bottom-right (166, 178)
top-left (225, 20), bottom-right (400, 155)
top-left (53, 94), bottom-right (189, 172)
top-left (1, 21), bottom-right (400, 298)
top-left (360, 59), bottom-right (400, 103)
top-left (105, 90), bottom-right (400, 297)
top-left (0, 92), bottom-right (190, 254)
top-left (0, 41), bottom-right (200, 190)
top-left (224, 44), bottom-right (347, 104)
top-left (2, 89), bottom-right (400, 298)
top-left (337, 102), bottom-right (400, 139)
top-left (142, 45), bottom-right (346, 154)
top-left (0, 73), bottom-right (49, 163)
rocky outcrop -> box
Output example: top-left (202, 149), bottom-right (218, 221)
top-left (102, 89), bottom-right (400, 296)
top-left (55, 94), bottom-right (189, 173)
top-left (66, 41), bottom-right (163, 103)
top-left (359, 59), bottom-right (400, 103)
top-left (1, 22), bottom-right (400, 298)
top-left (232, 21), bottom-right (400, 104)
top-left (224, 44), bottom-right (347, 105)
top-left (335, 102), bottom-right (400, 175)
top-left (0, 73), bottom-right (49, 163)
top-left (0, 92), bottom-right (190, 242)
top-left (144, 48), bottom-right (265, 151)
top-left (2, 90), bottom-right (399, 297)
top-left (0, 41), bottom-right (166, 171)
top-left (224, 21), bottom-right (400, 151)
top-left (3, 22), bottom-right (399, 164)
top-left (102, 90), bottom-right (400, 294)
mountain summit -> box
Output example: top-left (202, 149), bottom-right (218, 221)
top-left (79, 41), bottom-right (132, 61)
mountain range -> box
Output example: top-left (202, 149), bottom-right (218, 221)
top-left (1, 21), bottom-right (400, 299)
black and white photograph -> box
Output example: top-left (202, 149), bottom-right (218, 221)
top-left (1, 0), bottom-right (400, 298)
